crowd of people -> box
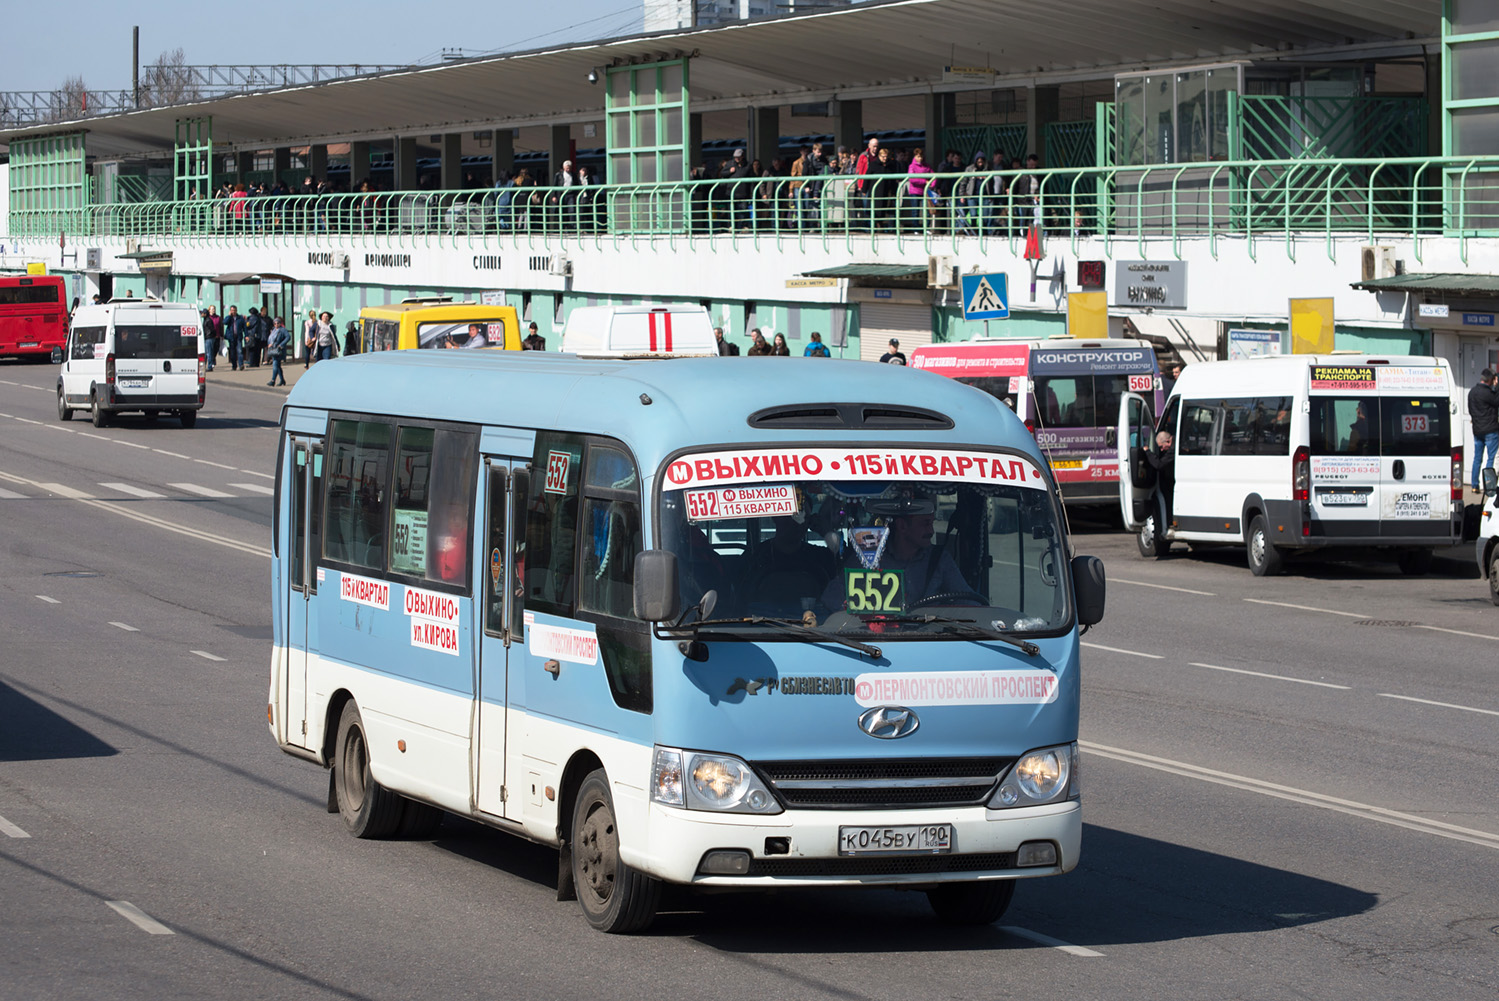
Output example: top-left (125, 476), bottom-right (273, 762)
top-left (198, 305), bottom-right (358, 384)
top-left (711, 325), bottom-right (906, 361)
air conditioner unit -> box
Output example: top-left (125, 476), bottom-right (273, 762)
top-left (335, 253), bottom-right (351, 270)
top-left (549, 254), bottom-right (573, 277)
top-left (1360, 245), bottom-right (1395, 282)
top-left (927, 255), bottom-right (956, 288)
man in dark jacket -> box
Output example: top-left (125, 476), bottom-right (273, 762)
top-left (223, 306), bottom-right (246, 370)
top-left (1470, 369), bottom-right (1499, 491)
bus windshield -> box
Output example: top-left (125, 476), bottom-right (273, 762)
top-left (658, 446), bottom-right (1069, 639)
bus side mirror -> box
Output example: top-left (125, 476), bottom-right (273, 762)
top-left (1072, 555), bottom-right (1106, 626)
top-left (633, 550), bottom-right (681, 623)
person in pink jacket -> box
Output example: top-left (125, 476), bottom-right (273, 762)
top-left (904, 149), bottom-right (936, 231)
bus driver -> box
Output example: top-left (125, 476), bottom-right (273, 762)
top-left (821, 498), bottom-right (971, 611)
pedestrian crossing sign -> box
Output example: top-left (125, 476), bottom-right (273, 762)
top-left (960, 272), bottom-right (1009, 320)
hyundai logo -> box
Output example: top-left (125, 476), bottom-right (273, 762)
top-left (858, 706), bottom-right (920, 739)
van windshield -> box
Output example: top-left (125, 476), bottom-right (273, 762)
top-left (1309, 397), bottom-right (1450, 457)
top-left (114, 324), bottom-right (199, 360)
top-left (658, 446), bottom-right (1069, 640)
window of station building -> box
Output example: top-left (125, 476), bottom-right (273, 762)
top-left (1116, 64), bottom-right (1242, 166)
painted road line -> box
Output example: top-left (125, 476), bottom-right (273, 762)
top-left (191, 650), bottom-right (226, 662)
top-left (0, 487), bottom-right (26, 499)
top-left (105, 901), bottom-right (174, 936)
top-left (0, 468), bottom-right (270, 559)
top-left (1081, 641), bottom-right (1164, 660)
top-left (1190, 662), bottom-right (1352, 690)
top-left (227, 482), bottom-right (275, 496)
top-left (36, 482), bottom-right (94, 500)
top-left (1243, 598), bottom-right (1365, 618)
top-left (78, 432), bottom-right (111, 441)
top-left (1414, 624), bottom-right (1499, 642)
top-left (1083, 741), bottom-right (1499, 852)
top-left (19, 385), bottom-right (50, 393)
top-left (109, 622), bottom-right (140, 632)
top-left (193, 459), bottom-right (236, 470)
top-left (1379, 693), bottom-right (1499, 718)
top-left (239, 469), bottom-right (274, 479)
top-left (99, 482), bottom-right (168, 499)
top-left (36, 595), bottom-right (60, 604)
top-left (112, 439), bottom-right (150, 450)
top-left (14, 417), bottom-right (44, 425)
top-left (1112, 578), bottom-right (1215, 596)
top-left (1000, 926), bottom-right (1104, 958)
top-left (0, 813), bottom-right (31, 838)
top-left (151, 449), bottom-right (190, 459)
top-left (169, 483), bottom-right (234, 498)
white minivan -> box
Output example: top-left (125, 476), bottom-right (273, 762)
top-left (560, 304), bottom-right (717, 357)
top-left (1119, 354), bottom-right (1462, 575)
top-left (58, 299), bottom-right (206, 428)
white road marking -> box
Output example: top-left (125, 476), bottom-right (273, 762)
top-left (1243, 598), bottom-right (1365, 618)
top-left (0, 487), bottom-right (26, 499)
top-left (99, 482), bottom-right (167, 499)
top-left (193, 459), bottom-right (236, 470)
top-left (238, 469), bottom-right (274, 479)
top-left (1414, 624), bottom-right (1499, 642)
top-left (0, 813), bottom-right (31, 838)
top-left (0, 380), bottom-right (17, 386)
top-left (1081, 641), bottom-right (1163, 660)
top-left (1379, 693), bottom-right (1499, 718)
top-left (0, 468), bottom-right (270, 559)
top-left (20, 385), bottom-right (50, 393)
top-left (109, 621), bottom-right (140, 632)
top-left (35, 595), bottom-right (60, 604)
top-left (228, 482), bottom-right (274, 496)
top-left (151, 449), bottom-right (190, 459)
top-left (1189, 662), bottom-right (1352, 690)
top-left (1083, 741), bottom-right (1499, 851)
top-left (14, 417), bottom-right (43, 425)
top-left (105, 901), bottom-right (174, 936)
top-left (113, 440), bottom-right (150, 450)
top-left (191, 650), bottom-right (226, 662)
top-left (78, 432), bottom-right (111, 441)
top-left (1000, 926), bottom-right (1104, 957)
top-left (36, 482), bottom-right (93, 500)
top-left (169, 483), bottom-right (233, 498)
top-left (1112, 578), bottom-right (1215, 596)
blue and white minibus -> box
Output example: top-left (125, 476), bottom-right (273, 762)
top-left (269, 350), bottom-right (1106, 932)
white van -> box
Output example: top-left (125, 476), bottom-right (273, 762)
top-left (561, 304), bottom-right (717, 357)
top-left (57, 299), bottom-right (206, 428)
top-left (1119, 354), bottom-right (1461, 575)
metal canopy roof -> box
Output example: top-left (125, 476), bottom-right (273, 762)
top-left (210, 271), bottom-right (295, 284)
top-left (1352, 274), bottom-right (1499, 297)
top-left (0, 0), bottom-right (1440, 158)
top-left (802, 264), bottom-right (928, 278)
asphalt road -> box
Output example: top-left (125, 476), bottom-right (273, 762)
top-left (2, 357), bottom-right (1496, 1000)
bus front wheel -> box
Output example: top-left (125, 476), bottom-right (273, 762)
top-left (570, 768), bottom-right (660, 933)
top-left (926, 879), bottom-right (1016, 925)
top-left (333, 701), bottom-right (404, 839)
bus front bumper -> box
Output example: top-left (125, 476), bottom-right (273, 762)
top-left (633, 799), bottom-right (1081, 887)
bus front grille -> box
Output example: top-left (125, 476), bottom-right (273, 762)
top-left (752, 757), bottom-right (1010, 810)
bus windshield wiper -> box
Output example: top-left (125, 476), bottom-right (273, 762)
top-left (854, 615), bottom-right (1040, 656)
top-left (672, 616), bottom-right (882, 658)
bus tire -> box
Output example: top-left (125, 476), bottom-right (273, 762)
top-left (570, 768), bottom-right (660, 933)
top-left (1489, 547), bottom-right (1499, 606)
top-left (1247, 515), bottom-right (1283, 577)
top-left (333, 701), bottom-right (404, 839)
top-left (57, 386), bottom-right (72, 421)
top-left (1396, 548), bottom-right (1433, 576)
top-left (90, 391), bottom-right (108, 428)
top-left (179, 409), bottom-right (197, 429)
top-left (926, 879), bottom-right (1016, 925)
top-left (396, 798), bottom-right (444, 839)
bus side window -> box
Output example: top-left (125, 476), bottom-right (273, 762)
top-left (324, 419), bottom-right (392, 570)
top-left (526, 433), bottom-right (583, 614)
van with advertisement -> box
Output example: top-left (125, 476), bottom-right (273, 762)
top-left (910, 337), bottom-right (1162, 505)
top-left (57, 298), bottom-right (206, 428)
top-left (269, 349), bottom-right (1106, 932)
top-left (1118, 354), bottom-right (1461, 575)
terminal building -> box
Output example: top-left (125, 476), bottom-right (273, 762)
top-left (1, 0), bottom-right (1496, 406)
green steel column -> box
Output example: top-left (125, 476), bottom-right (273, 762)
top-left (751, 106), bottom-right (779, 164)
top-left (236, 151), bottom-right (253, 183)
top-left (925, 91), bottom-right (955, 165)
top-left (394, 137), bottom-right (418, 191)
top-left (549, 125), bottom-right (572, 180)
top-left (1033, 85), bottom-right (1060, 163)
top-left (834, 99), bottom-right (864, 154)
top-left (440, 133), bottom-right (462, 189)
top-left (348, 142), bottom-right (371, 185)
top-left (274, 147), bottom-right (292, 184)
top-left (308, 144), bottom-right (328, 182)
top-left (492, 129), bottom-right (514, 178)
top-left (689, 113), bottom-right (704, 171)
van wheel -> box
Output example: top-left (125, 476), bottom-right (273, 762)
top-left (926, 880), bottom-right (1016, 925)
top-left (333, 701), bottom-right (404, 839)
top-left (1488, 548), bottom-right (1499, 606)
top-left (179, 409), bottom-right (197, 428)
top-left (1247, 515), bottom-right (1283, 576)
top-left (1396, 548), bottom-right (1433, 576)
top-left (1135, 514), bottom-right (1168, 559)
top-left (57, 386), bottom-right (72, 422)
top-left (570, 768), bottom-right (660, 933)
top-left (90, 391), bottom-right (108, 428)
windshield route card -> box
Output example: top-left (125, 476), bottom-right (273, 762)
top-left (685, 484), bottom-right (799, 521)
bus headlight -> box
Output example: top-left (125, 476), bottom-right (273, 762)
top-left (989, 743), bottom-right (1076, 809)
top-left (651, 746), bottom-right (782, 814)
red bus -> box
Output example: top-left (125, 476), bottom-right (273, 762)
top-left (0, 275), bottom-right (68, 362)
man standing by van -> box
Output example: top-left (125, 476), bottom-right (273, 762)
top-left (1470, 369), bottom-right (1499, 491)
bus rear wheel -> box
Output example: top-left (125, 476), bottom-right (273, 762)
top-left (926, 879), bottom-right (1016, 925)
top-left (333, 701), bottom-right (404, 839)
top-left (570, 768), bottom-right (660, 933)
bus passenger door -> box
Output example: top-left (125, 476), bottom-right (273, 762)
top-left (474, 458), bottom-right (528, 818)
top-left (284, 436), bottom-right (323, 749)
top-left (1117, 392), bottom-right (1156, 530)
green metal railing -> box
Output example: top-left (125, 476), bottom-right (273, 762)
top-left (10, 155), bottom-right (1499, 265)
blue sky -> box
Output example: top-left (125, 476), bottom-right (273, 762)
top-left (3, 2), bottom-right (644, 91)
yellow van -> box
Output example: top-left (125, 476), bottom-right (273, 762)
top-left (359, 298), bottom-right (523, 353)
